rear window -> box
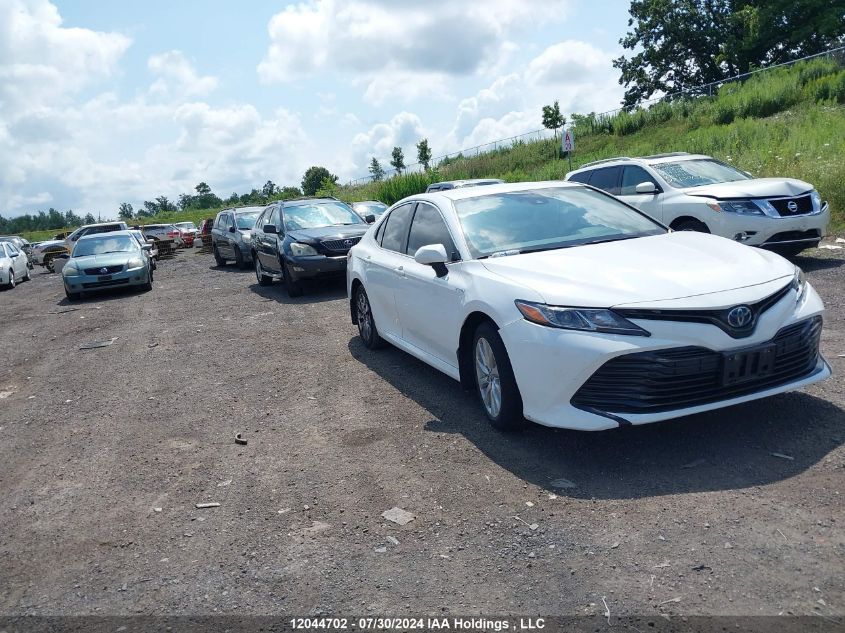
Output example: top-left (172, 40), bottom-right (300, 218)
top-left (567, 171), bottom-right (591, 184)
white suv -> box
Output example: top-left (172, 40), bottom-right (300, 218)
top-left (565, 153), bottom-right (830, 256)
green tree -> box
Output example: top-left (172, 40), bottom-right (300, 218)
top-left (262, 180), bottom-right (278, 198)
top-left (118, 203), bottom-right (134, 220)
top-left (301, 166), bottom-right (337, 196)
top-left (279, 186), bottom-right (302, 200)
top-left (390, 146), bottom-right (405, 175)
top-left (155, 196), bottom-right (177, 213)
top-left (541, 101), bottom-right (566, 137)
top-left (614, 0), bottom-right (845, 107)
top-left (193, 182), bottom-right (221, 209)
top-left (83, 213), bottom-right (97, 224)
top-left (416, 139), bottom-right (432, 171)
top-left (369, 157), bottom-right (385, 181)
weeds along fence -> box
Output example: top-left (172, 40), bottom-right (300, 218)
top-left (345, 45), bottom-right (845, 189)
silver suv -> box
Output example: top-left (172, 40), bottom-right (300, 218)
top-left (211, 206), bottom-right (265, 268)
top-left (565, 153), bottom-right (830, 256)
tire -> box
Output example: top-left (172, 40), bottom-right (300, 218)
top-left (472, 322), bottom-right (525, 431)
top-left (213, 244), bottom-right (226, 266)
top-left (23, 266), bottom-right (31, 281)
top-left (45, 256), bottom-right (55, 273)
top-left (673, 219), bottom-right (710, 233)
top-left (282, 261), bottom-right (304, 297)
top-left (355, 285), bottom-right (385, 349)
top-left (142, 269), bottom-right (153, 291)
top-left (7, 272), bottom-right (15, 289)
top-left (254, 255), bottom-right (273, 286)
top-left (234, 246), bottom-right (247, 269)
top-left (65, 289), bottom-right (80, 301)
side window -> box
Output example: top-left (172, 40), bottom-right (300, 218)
top-left (406, 203), bottom-right (458, 260)
top-left (1, 244), bottom-right (8, 257)
top-left (271, 206), bottom-right (282, 230)
top-left (568, 171), bottom-right (591, 184)
top-left (214, 214), bottom-right (223, 229)
top-left (620, 166), bottom-right (658, 195)
top-left (380, 203), bottom-right (414, 253)
top-left (8, 244), bottom-right (19, 256)
top-left (254, 210), bottom-right (267, 231)
top-left (588, 167), bottom-right (622, 194)
top-left (374, 217), bottom-right (387, 244)
top-left (223, 214), bottom-right (233, 229)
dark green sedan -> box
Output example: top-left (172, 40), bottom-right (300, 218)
top-left (62, 230), bottom-right (154, 301)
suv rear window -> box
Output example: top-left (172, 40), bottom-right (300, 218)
top-left (567, 171), bottom-right (591, 184)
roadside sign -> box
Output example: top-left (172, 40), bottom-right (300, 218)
top-left (562, 130), bottom-right (574, 153)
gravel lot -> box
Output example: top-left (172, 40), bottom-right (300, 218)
top-left (0, 245), bottom-right (843, 620)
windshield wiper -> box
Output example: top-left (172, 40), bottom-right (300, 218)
top-left (575, 235), bottom-right (642, 247)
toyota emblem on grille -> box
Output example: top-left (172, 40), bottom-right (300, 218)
top-left (726, 305), bottom-right (753, 329)
top-left (343, 239), bottom-right (353, 247)
top-left (99, 267), bottom-right (109, 274)
top-left (787, 200), bottom-right (798, 213)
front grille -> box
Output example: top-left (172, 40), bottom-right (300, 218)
top-left (321, 236), bottom-right (361, 252)
top-left (82, 278), bottom-right (130, 289)
top-left (769, 195), bottom-right (813, 216)
top-left (571, 316), bottom-right (823, 415)
top-left (83, 264), bottom-right (124, 275)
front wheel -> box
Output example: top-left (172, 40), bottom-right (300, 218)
top-left (142, 269), bottom-right (153, 292)
top-left (254, 256), bottom-right (273, 286)
top-left (472, 322), bottom-right (524, 431)
top-left (672, 219), bottom-right (709, 233)
top-left (282, 261), bottom-right (303, 297)
top-left (234, 246), bottom-right (247, 269)
top-left (355, 285), bottom-right (384, 349)
top-left (213, 244), bottom-right (226, 266)
top-left (23, 266), bottom-right (31, 281)
top-left (65, 289), bottom-right (80, 301)
top-left (7, 273), bottom-right (15, 289)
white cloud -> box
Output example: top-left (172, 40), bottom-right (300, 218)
top-left (148, 50), bottom-right (218, 99)
top-left (525, 40), bottom-right (613, 86)
top-left (351, 111), bottom-right (427, 176)
top-left (257, 0), bottom-right (572, 103)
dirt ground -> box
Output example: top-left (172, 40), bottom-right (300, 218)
top-left (0, 243), bottom-right (843, 622)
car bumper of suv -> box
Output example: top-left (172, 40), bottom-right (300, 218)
top-left (498, 283), bottom-right (829, 431)
top-left (286, 255), bottom-right (347, 281)
top-left (709, 202), bottom-right (829, 249)
top-left (64, 268), bottom-right (149, 293)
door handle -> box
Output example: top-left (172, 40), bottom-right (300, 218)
top-left (396, 265), bottom-right (405, 277)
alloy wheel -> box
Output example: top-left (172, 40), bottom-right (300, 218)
top-left (475, 337), bottom-right (501, 418)
top-left (356, 289), bottom-right (372, 342)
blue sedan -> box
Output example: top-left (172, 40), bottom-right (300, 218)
top-left (62, 231), bottom-right (154, 301)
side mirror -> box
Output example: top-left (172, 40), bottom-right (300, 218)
top-left (263, 224), bottom-right (278, 234)
top-left (414, 243), bottom-right (449, 278)
top-left (141, 244), bottom-right (152, 251)
top-left (635, 181), bottom-right (657, 194)
top-left (228, 226), bottom-right (236, 233)
top-left (365, 213), bottom-right (376, 224)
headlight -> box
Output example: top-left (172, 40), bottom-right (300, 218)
top-left (706, 200), bottom-right (765, 215)
top-left (515, 300), bottom-right (650, 336)
top-left (239, 231), bottom-right (251, 240)
top-left (290, 242), bottom-right (318, 257)
top-left (126, 257), bottom-right (145, 269)
top-left (790, 266), bottom-right (808, 303)
top-left (810, 189), bottom-right (822, 211)
top-left (63, 264), bottom-right (80, 277)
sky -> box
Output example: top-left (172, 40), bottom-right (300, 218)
top-left (0, 0), bottom-right (631, 219)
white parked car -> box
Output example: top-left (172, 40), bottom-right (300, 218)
top-left (0, 241), bottom-right (31, 289)
top-left (565, 153), bottom-right (830, 256)
top-left (347, 181), bottom-right (830, 432)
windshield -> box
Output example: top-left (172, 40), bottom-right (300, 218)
top-left (283, 201), bottom-right (364, 230)
top-left (652, 159), bottom-right (751, 188)
top-left (453, 186), bottom-right (665, 259)
top-left (353, 202), bottom-right (388, 217)
top-left (175, 222), bottom-right (197, 230)
top-left (72, 235), bottom-right (139, 257)
top-left (236, 212), bottom-right (261, 229)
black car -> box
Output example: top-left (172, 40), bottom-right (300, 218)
top-left (251, 198), bottom-right (374, 297)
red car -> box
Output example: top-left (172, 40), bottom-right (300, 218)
top-left (173, 222), bottom-right (198, 247)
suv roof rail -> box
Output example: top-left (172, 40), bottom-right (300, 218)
top-left (578, 156), bottom-right (633, 169)
top-left (640, 151), bottom-right (691, 160)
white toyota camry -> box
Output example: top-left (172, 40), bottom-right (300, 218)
top-left (346, 181), bottom-right (830, 432)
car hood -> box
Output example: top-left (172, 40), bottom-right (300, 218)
top-left (35, 239), bottom-right (66, 250)
top-left (480, 232), bottom-right (795, 308)
top-left (287, 225), bottom-right (370, 244)
top-left (69, 253), bottom-right (139, 268)
top-left (683, 177), bottom-right (812, 199)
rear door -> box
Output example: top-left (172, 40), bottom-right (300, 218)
top-left (366, 202), bottom-right (415, 340)
top-left (618, 165), bottom-right (664, 221)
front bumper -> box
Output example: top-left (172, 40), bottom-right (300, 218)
top-left (499, 283), bottom-right (829, 431)
top-left (286, 254), bottom-right (347, 281)
top-left (709, 203), bottom-right (829, 248)
top-left (63, 267), bottom-right (149, 293)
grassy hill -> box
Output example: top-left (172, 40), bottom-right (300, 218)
top-left (20, 56), bottom-right (845, 242)
top-left (341, 57), bottom-right (845, 234)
